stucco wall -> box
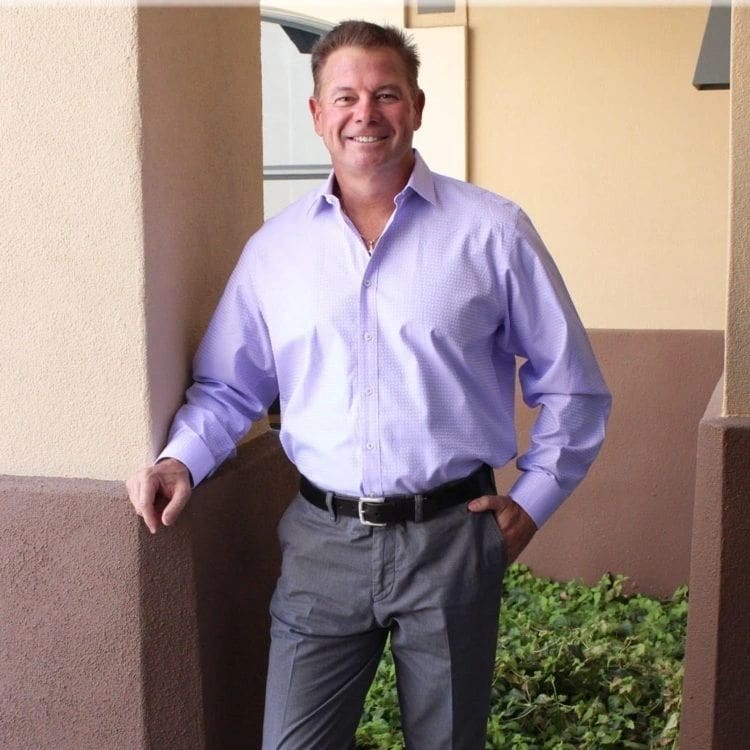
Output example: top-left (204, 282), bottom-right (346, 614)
top-left (725, 4), bottom-right (750, 416)
top-left (0, 7), bottom-right (267, 749)
top-left (0, 476), bottom-right (148, 750)
top-left (507, 330), bottom-right (723, 598)
top-left (138, 7), bottom-right (265, 458)
top-left (680, 8), bottom-right (750, 746)
top-left (468, 5), bottom-right (729, 330)
top-left (0, 7), bottom-right (149, 479)
top-left (0, 7), bottom-right (264, 480)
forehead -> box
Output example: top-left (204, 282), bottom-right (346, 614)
top-left (317, 45), bottom-right (409, 90)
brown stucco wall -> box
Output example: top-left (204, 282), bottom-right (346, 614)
top-left (0, 473), bottom-right (206, 750)
top-left (506, 329), bottom-right (724, 597)
top-left (0, 432), bottom-right (296, 750)
top-left (680, 380), bottom-right (750, 749)
top-left (190, 432), bottom-right (297, 750)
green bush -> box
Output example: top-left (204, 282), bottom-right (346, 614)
top-left (356, 564), bottom-right (687, 750)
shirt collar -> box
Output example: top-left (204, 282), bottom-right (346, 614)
top-left (306, 149), bottom-right (437, 217)
top-left (402, 149), bottom-right (437, 206)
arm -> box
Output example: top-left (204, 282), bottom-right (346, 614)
top-left (126, 243), bottom-right (278, 533)
top-left (469, 208), bottom-right (611, 559)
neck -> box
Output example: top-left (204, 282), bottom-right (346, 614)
top-left (334, 182), bottom-right (392, 247)
top-left (334, 153), bottom-right (415, 217)
top-left (333, 157), bottom-right (414, 246)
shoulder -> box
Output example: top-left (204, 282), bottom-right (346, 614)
top-left (429, 170), bottom-right (524, 229)
top-left (423, 170), bottom-right (540, 261)
top-left (255, 185), bottom-right (323, 243)
top-left (236, 183), bottom-right (325, 269)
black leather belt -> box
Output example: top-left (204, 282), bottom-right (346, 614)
top-left (299, 464), bottom-right (496, 526)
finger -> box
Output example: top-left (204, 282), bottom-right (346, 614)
top-left (161, 482), bottom-right (191, 527)
top-left (467, 494), bottom-right (508, 512)
top-left (467, 494), bottom-right (491, 512)
top-left (138, 474), bottom-right (160, 534)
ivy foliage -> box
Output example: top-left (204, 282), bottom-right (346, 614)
top-left (356, 564), bottom-right (687, 750)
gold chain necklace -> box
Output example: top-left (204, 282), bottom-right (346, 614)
top-left (362, 235), bottom-right (379, 256)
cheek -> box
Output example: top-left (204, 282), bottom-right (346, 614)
top-left (319, 113), bottom-right (342, 136)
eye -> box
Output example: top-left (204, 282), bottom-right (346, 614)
top-left (334, 95), bottom-right (354, 105)
top-left (377, 92), bottom-right (398, 101)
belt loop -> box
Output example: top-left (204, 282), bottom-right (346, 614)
top-left (414, 494), bottom-right (424, 523)
top-left (325, 491), bottom-right (337, 521)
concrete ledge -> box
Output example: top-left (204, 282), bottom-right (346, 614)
top-left (680, 376), bottom-right (750, 749)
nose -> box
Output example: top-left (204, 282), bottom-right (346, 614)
top-left (354, 94), bottom-right (379, 124)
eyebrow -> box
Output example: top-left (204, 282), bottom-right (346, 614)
top-left (329, 84), bottom-right (403, 95)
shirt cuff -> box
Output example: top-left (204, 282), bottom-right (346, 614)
top-left (508, 470), bottom-right (569, 528)
top-left (156, 429), bottom-right (217, 488)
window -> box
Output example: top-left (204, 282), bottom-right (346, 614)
top-left (261, 12), bottom-right (333, 220)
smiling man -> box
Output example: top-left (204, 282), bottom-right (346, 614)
top-left (126, 20), bottom-right (611, 750)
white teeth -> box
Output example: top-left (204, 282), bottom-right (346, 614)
top-left (351, 136), bottom-right (382, 143)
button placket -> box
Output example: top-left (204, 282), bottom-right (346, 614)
top-left (359, 262), bottom-right (381, 495)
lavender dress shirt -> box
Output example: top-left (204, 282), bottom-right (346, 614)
top-left (159, 151), bottom-right (611, 527)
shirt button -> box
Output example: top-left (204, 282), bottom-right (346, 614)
top-left (363, 279), bottom-right (371, 287)
top-left (366, 442), bottom-right (374, 451)
top-left (364, 386), bottom-right (373, 396)
top-left (364, 332), bottom-right (373, 342)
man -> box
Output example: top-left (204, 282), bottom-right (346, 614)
top-left (126, 20), bottom-right (611, 750)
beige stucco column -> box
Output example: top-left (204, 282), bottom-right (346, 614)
top-left (724, 3), bottom-right (750, 417)
top-left (681, 5), bottom-right (750, 748)
top-left (1, 6), bottom-right (263, 479)
top-left (0, 7), bottom-right (267, 749)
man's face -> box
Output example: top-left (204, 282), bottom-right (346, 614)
top-left (309, 45), bottom-right (425, 182)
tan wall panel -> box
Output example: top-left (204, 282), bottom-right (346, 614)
top-left (468, 6), bottom-right (729, 330)
top-left (0, 7), bottom-right (150, 479)
top-left (725, 4), bottom-right (750, 415)
top-left (137, 7), bottom-right (265, 458)
top-left (0, 7), bottom-right (264, 479)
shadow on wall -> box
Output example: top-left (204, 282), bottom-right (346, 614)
top-left (191, 432), bottom-right (298, 750)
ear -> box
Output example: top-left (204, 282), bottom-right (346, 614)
top-left (413, 89), bottom-right (426, 131)
top-left (309, 96), bottom-right (323, 137)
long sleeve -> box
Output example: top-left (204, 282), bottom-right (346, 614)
top-left (157, 244), bottom-right (279, 486)
top-left (500, 209), bottom-right (612, 527)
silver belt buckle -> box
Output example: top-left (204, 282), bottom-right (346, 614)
top-left (358, 496), bottom-right (386, 526)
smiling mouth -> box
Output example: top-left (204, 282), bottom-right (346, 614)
top-left (348, 135), bottom-right (388, 143)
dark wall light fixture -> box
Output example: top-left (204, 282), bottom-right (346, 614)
top-left (694, 0), bottom-right (731, 90)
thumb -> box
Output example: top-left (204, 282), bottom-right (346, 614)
top-left (467, 495), bottom-right (497, 512)
top-left (161, 484), bottom-right (191, 527)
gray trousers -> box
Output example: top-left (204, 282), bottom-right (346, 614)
top-left (262, 493), bottom-right (506, 750)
